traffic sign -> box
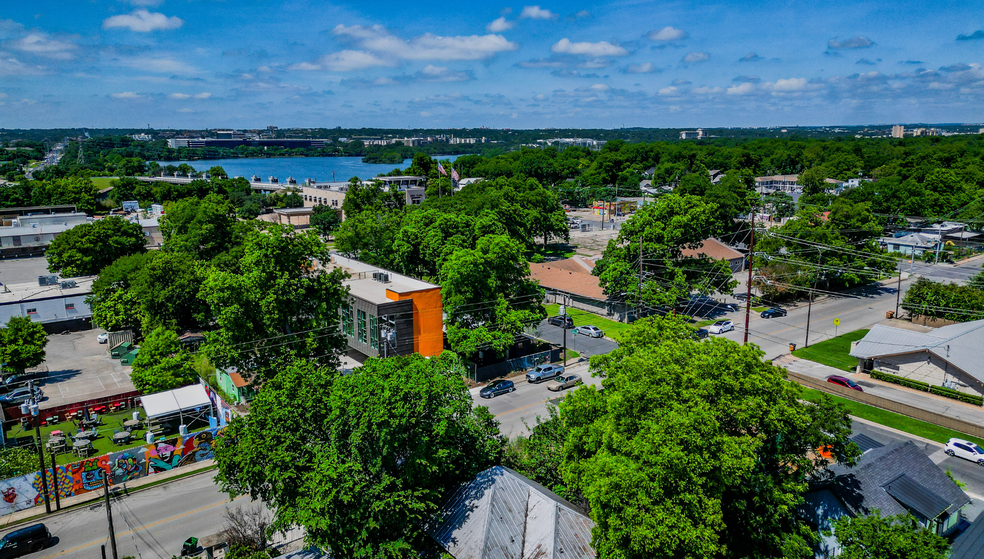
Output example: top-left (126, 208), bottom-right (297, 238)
top-left (833, 318), bottom-right (841, 326)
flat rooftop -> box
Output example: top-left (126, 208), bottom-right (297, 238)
top-left (0, 276), bottom-right (96, 304)
top-left (329, 254), bottom-right (438, 305)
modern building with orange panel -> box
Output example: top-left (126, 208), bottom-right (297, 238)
top-left (329, 254), bottom-right (444, 359)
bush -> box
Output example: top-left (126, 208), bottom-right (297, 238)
top-left (871, 370), bottom-right (983, 406)
top-left (929, 385), bottom-right (984, 406)
top-left (870, 370), bottom-right (930, 391)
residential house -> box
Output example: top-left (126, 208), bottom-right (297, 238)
top-left (880, 232), bottom-right (940, 256)
top-left (530, 256), bottom-right (635, 321)
top-left (373, 175), bottom-right (426, 205)
top-left (680, 238), bottom-right (747, 273)
top-left (216, 369), bottom-right (256, 405)
top-left (801, 440), bottom-right (970, 557)
top-left (951, 513), bottom-right (984, 559)
top-left (426, 466), bottom-right (595, 559)
top-left (849, 320), bottom-right (984, 398)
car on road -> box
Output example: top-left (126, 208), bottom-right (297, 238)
top-left (97, 332), bottom-right (109, 344)
top-left (479, 379), bottom-right (515, 399)
top-left (547, 374), bottom-right (583, 392)
top-left (760, 307), bottom-right (787, 319)
top-left (695, 328), bottom-right (709, 340)
top-left (527, 364), bottom-right (565, 383)
top-left (578, 325), bottom-right (604, 338)
top-left (547, 315), bottom-right (574, 329)
top-left (734, 292), bottom-right (749, 300)
top-left (0, 387), bottom-right (41, 406)
top-left (826, 375), bottom-right (863, 392)
top-left (707, 320), bottom-right (735, 334)
top-left (944, 438), bottom-right (984, 466)
top-left (0, 523), bottom-right (52, 557)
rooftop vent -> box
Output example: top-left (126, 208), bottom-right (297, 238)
top-left (60, 280), bottom-right (77, 289)
top-left (372, 271), bottom-right (390, 283)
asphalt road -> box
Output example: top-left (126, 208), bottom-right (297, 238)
top-left (18, 473), bottom-right (257, 559)
top-left (532, 320), bottom-right (619, 359)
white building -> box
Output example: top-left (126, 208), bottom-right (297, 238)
top-left (0, 277), bottom-right (95, 332)
top-left (891, 125), bottom-right (904, 138)
top-left (680, 129), bottom-right (706, 140)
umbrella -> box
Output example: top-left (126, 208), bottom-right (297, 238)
top-left (82, 403), bottom-right (91, 423)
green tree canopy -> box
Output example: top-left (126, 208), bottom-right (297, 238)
top-left (214, 354), bottom-right (502, 557)
top-left (561, 315), bottom-right (859, 559)
top-left (46, 216), bottom-right (146, 276)
top-left (831, 512), bottom-right (949, 559)
top-left (309, 205), bottom-right (342, 238)
top-left (130, 327), bottom-right (198, 394)
top-left (0, 316), bottom-right (48, 376)
top-left (160, 193), bottom-right (245, 262)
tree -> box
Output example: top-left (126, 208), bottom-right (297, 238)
top-left (90, 288), bottom-right (145, 333)
top-left (160, 194), bottom-right (244, 262)
top-left (130, 252), bottom-right (210, 331)
top-left (441, 234), bottom-right (546, 356)
top-left (831, 512), bottom-right (949, 559)
top-left (595, 193), bottom-right (735, 310)
top-left (46, 217), bottom-right (146, 276)
top-left (561, 315), bottom-right (859, 559)
top-left (310, 205), bottom-right (342, 238)
top-left (130, 327), bottom-right (198, 394)
top-left (214, 355), bottom-right (502, 557)
top-left (0, 448), bottom-right (41, 479)
top-left (764, 191), bottom-right (796, 220)
top-left (503, 405), bottom-right (585, 508)
top-left (200, 225), bottom-right (349, 381)
top-left (0, 316), bottom-right (48, 376)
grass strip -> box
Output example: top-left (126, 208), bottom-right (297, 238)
top-left (792, 329), bottom-right (869, 372)
top-left (544, 303), bottom-right (631, 342)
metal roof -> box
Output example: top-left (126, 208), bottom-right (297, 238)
top-left (849, 321), bottom-right (984, 385)
top-left (427, 466), bottom-right (595, 559)
top-left (882, 473), bottom-right (951, 520)
top-left (848, 433), bottom-right (884, 454)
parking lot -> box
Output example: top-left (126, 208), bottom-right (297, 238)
top-left (28, 328), bottom-right (135, 407)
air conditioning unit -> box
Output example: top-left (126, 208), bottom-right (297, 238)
top-left (372, 272), bottom-right (390, 283)
top-left (60, 280), bottom-right (77, 289)
top-left (38, 275), bottom-right (58, 286)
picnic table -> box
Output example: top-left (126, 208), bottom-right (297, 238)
top-left (123, 419), bottom-right (140, 430)
top-left (75, 429), bottom-right (98, 440)
top-left (112, 432), bottom-right (131, 445)
top-left (72, 440), bottom-right (92, 457)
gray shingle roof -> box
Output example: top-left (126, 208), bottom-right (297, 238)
top-left (426, 466), bottom-right (596, 559)
top-left (822, 441), bottom-right (969, 520)
top-left (951, 514), bottom-right (984, 559)
top-left (882, 473), bottom-right (951, 519)
top-left (849, 320), bottom-right (984, 384)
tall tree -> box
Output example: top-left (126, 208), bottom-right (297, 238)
top-left (160, 194), bottom-right (244, 262)
top-left (309, 205), bottom-right (342, 239)
top-left (831, 512), bottom-right (949, 559)
top-left (214, 355), bottom-right (503, 557)
top-left (0, 316), bottom-right (48, 376)
top-left (130, 327), bottom-right (198, 394)
top-left (46, 217), bottom-right (146, 276)
top-left (200, 225), bottom-right (348, 381)
top-left (561, 315), bottom-right (859, 559)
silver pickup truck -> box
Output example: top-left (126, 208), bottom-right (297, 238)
top-left (526, 363), bottom-right (565, 384)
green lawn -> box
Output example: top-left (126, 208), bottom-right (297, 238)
top-left (792, 329), bottom-right (869, 372)
top-left (528, 243), bottom-right (577, 261)
top-left (90, 177), bottom-right (115, 189)
top-left (544, 303), bottom-right (633, 342)
top-left (799, 386), bottom-right (984, 448)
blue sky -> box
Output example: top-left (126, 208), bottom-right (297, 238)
top-left (1, 0), bottom-right (983, 129)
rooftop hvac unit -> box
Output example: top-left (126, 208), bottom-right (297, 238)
top-left (60, 280), bottom-right (77, 289)
top-left (38, 275), bottom-right (58, 286)
top-left (372, 272), bottom-right (390, 283)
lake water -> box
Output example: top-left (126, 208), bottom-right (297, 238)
top-left (161, 155), bottom-right (459, 182)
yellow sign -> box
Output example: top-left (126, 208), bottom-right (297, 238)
top-left (833, 318), bottom-right (841, 326)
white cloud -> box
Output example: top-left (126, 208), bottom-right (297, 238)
top-left (103, 10), bottom-right (184, 32)
top-left (417, 65), bottom-right (472, 82)
top-left (170, 92), bottom-right (211, 99)
top-left (657, 86), bottom-right (679, 96)
top-left (928, 82), bottom-right (955, 90)
top-left (177, 107), bottom-right (194, 112)
top-left (289, 61), bottom-right (321, 71)
top-left (126, 0), bottom-right (164, 6)
top-left (625, 62), bottom-right (657, 74)
top-left (120, 56), bottom-right (195, 73)
top-left (692, 86), bottom-right (724, 95)
top-left (769, 77), bottom-right (809, 92)
top-left (332, 24), bottom-right (518, 61)
top-left (520, 6), bottom-right (556, 20)
top-left (682, 51), bottom-right (710, 64)
top-left (486, 17), bottom-right (514, 33)
top-left (647, 26), bottom-right (687, 41)
top-left (588, 83), bottom-right (610, 91)
top-left (317, 50), bottom-right (393, 71)
top-left (0, 52), bottom-right (43, 76)
top-left (10, 33), bottom-right (76, 59)
top-left (727, 82), bottom-right (756, 95)
top-left (111, 91), bottom-right (143, 99)
top-left (551, 38), bottom-right (628, 57)
top-left (169, 93), bottom-right (190, 99)
top-left (828, 36), bottom-right (874, 49)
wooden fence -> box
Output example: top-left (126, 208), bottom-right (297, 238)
top-left (786, 370), bottom-right (984, 440)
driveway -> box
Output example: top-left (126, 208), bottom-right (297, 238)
top-left (30, 329), bottom-right (135, 408)
top-left (532, 319), bottom-right (619, 359)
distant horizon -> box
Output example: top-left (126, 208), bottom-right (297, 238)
top-left (2, 0), bottom-right (983, 129)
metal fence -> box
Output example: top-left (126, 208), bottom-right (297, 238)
top-left (787, 370), bottom-right (984, 439)
top-left (469, 348), bottom-right (561, 383)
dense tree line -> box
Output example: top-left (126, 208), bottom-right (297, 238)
top-left (901, 274), bottom-right (984, 322)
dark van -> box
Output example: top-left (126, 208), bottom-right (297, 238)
top-left (0, 524), bottom-right (52, 557)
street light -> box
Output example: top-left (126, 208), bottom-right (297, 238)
top-left (20, 381), bottom-right (51, 514)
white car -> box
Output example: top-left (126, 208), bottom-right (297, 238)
top-left (944, 438), bottom-right (984, 466)
top-left (578, 325), bottom-right (604, 338)
top-left (707, 320), bottom-right (735, 334)
top-left (97, 332), bottom-right (109, 344)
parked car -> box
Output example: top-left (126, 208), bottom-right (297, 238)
top-left (0, 523), bottom-right (52, 557)
top-left (578, 325), bottom-right (604, 338)
top-left (707, 320), bottom-right (735, 334)
top-left (526, 364), bottom-right (565, 384)
top-left (97, 332), bottom-right (109, 344)
top-left (480, 379), bottom-right (515, 399)
top-left (695, 328), bottom-right (709, 340)
top-left (0, 387), bottom-right (41, 406)
top-left (547, 315), bottom-right (574, 329)
top-left (944, 438), bottom-right (984, 466)
top-left (547, 374), bottom-right (582, 392)
top-left (760, 307), bottom-right (787, 319)
top-left (826, 375), bottom-right (863, 392)
top-left (734, 292), bottom-right (749, 301)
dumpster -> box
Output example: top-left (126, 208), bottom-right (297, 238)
top-left (120, 348), bottom-right (139, 366)
top-left (110, 342), bottom-right (132, 359)
top-left (181, 537), bottom-right (199, 556)
top-left (789, 343), bottom-right (797, 352)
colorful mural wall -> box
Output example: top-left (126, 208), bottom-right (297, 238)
top-left (0, 427), bottom-right (224, 516)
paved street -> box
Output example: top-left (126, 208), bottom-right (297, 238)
top-left (532, 320), bottom-right (619, 360)
top-left (18, 473), bottom-right (259, 559)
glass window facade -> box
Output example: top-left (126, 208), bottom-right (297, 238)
top-left (370, 315), bottom-right (378, 349)
top-left (342, 303), bottom-right (354, 337)
top-left (358, 309), bottom-right (367, 344)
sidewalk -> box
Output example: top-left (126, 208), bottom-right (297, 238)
top-left (0, 459), bottom-right (216, 528)
top-left (780, 355), bottom-right (984, 428)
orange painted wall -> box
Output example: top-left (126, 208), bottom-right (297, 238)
top-left (386, 286), bottom-right (444, 357)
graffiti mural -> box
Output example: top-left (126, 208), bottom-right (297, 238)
top-left (0, 427), bottom-right (224, 514)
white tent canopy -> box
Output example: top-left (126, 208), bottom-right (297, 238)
top-left (141, 384), bottom-right (212, 420)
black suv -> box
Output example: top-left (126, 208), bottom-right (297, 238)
top-left (0, 524), bottom-right (52, 557)
top-left (760, 307), bottom-right (787, 319)
top-left (547, 315), bottom-right (574, 328)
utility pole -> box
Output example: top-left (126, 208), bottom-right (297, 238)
top-left (743, 210), bottom-right (755, 344)
top-left (104, 481), bottom-right (119, 559)
top-left (49, 453), bottom-right (60, 510)
top-left (895, 261), bottom-right (903, 318)
top-left (637, 236), bottom-right (643, 322)
top-left (27, 382), bottom-right (50, 514)
top-left (804, 267), bottom-right (823, 348)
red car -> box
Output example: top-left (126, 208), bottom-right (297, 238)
top-left (827, 375), bottom-right (863, 392)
